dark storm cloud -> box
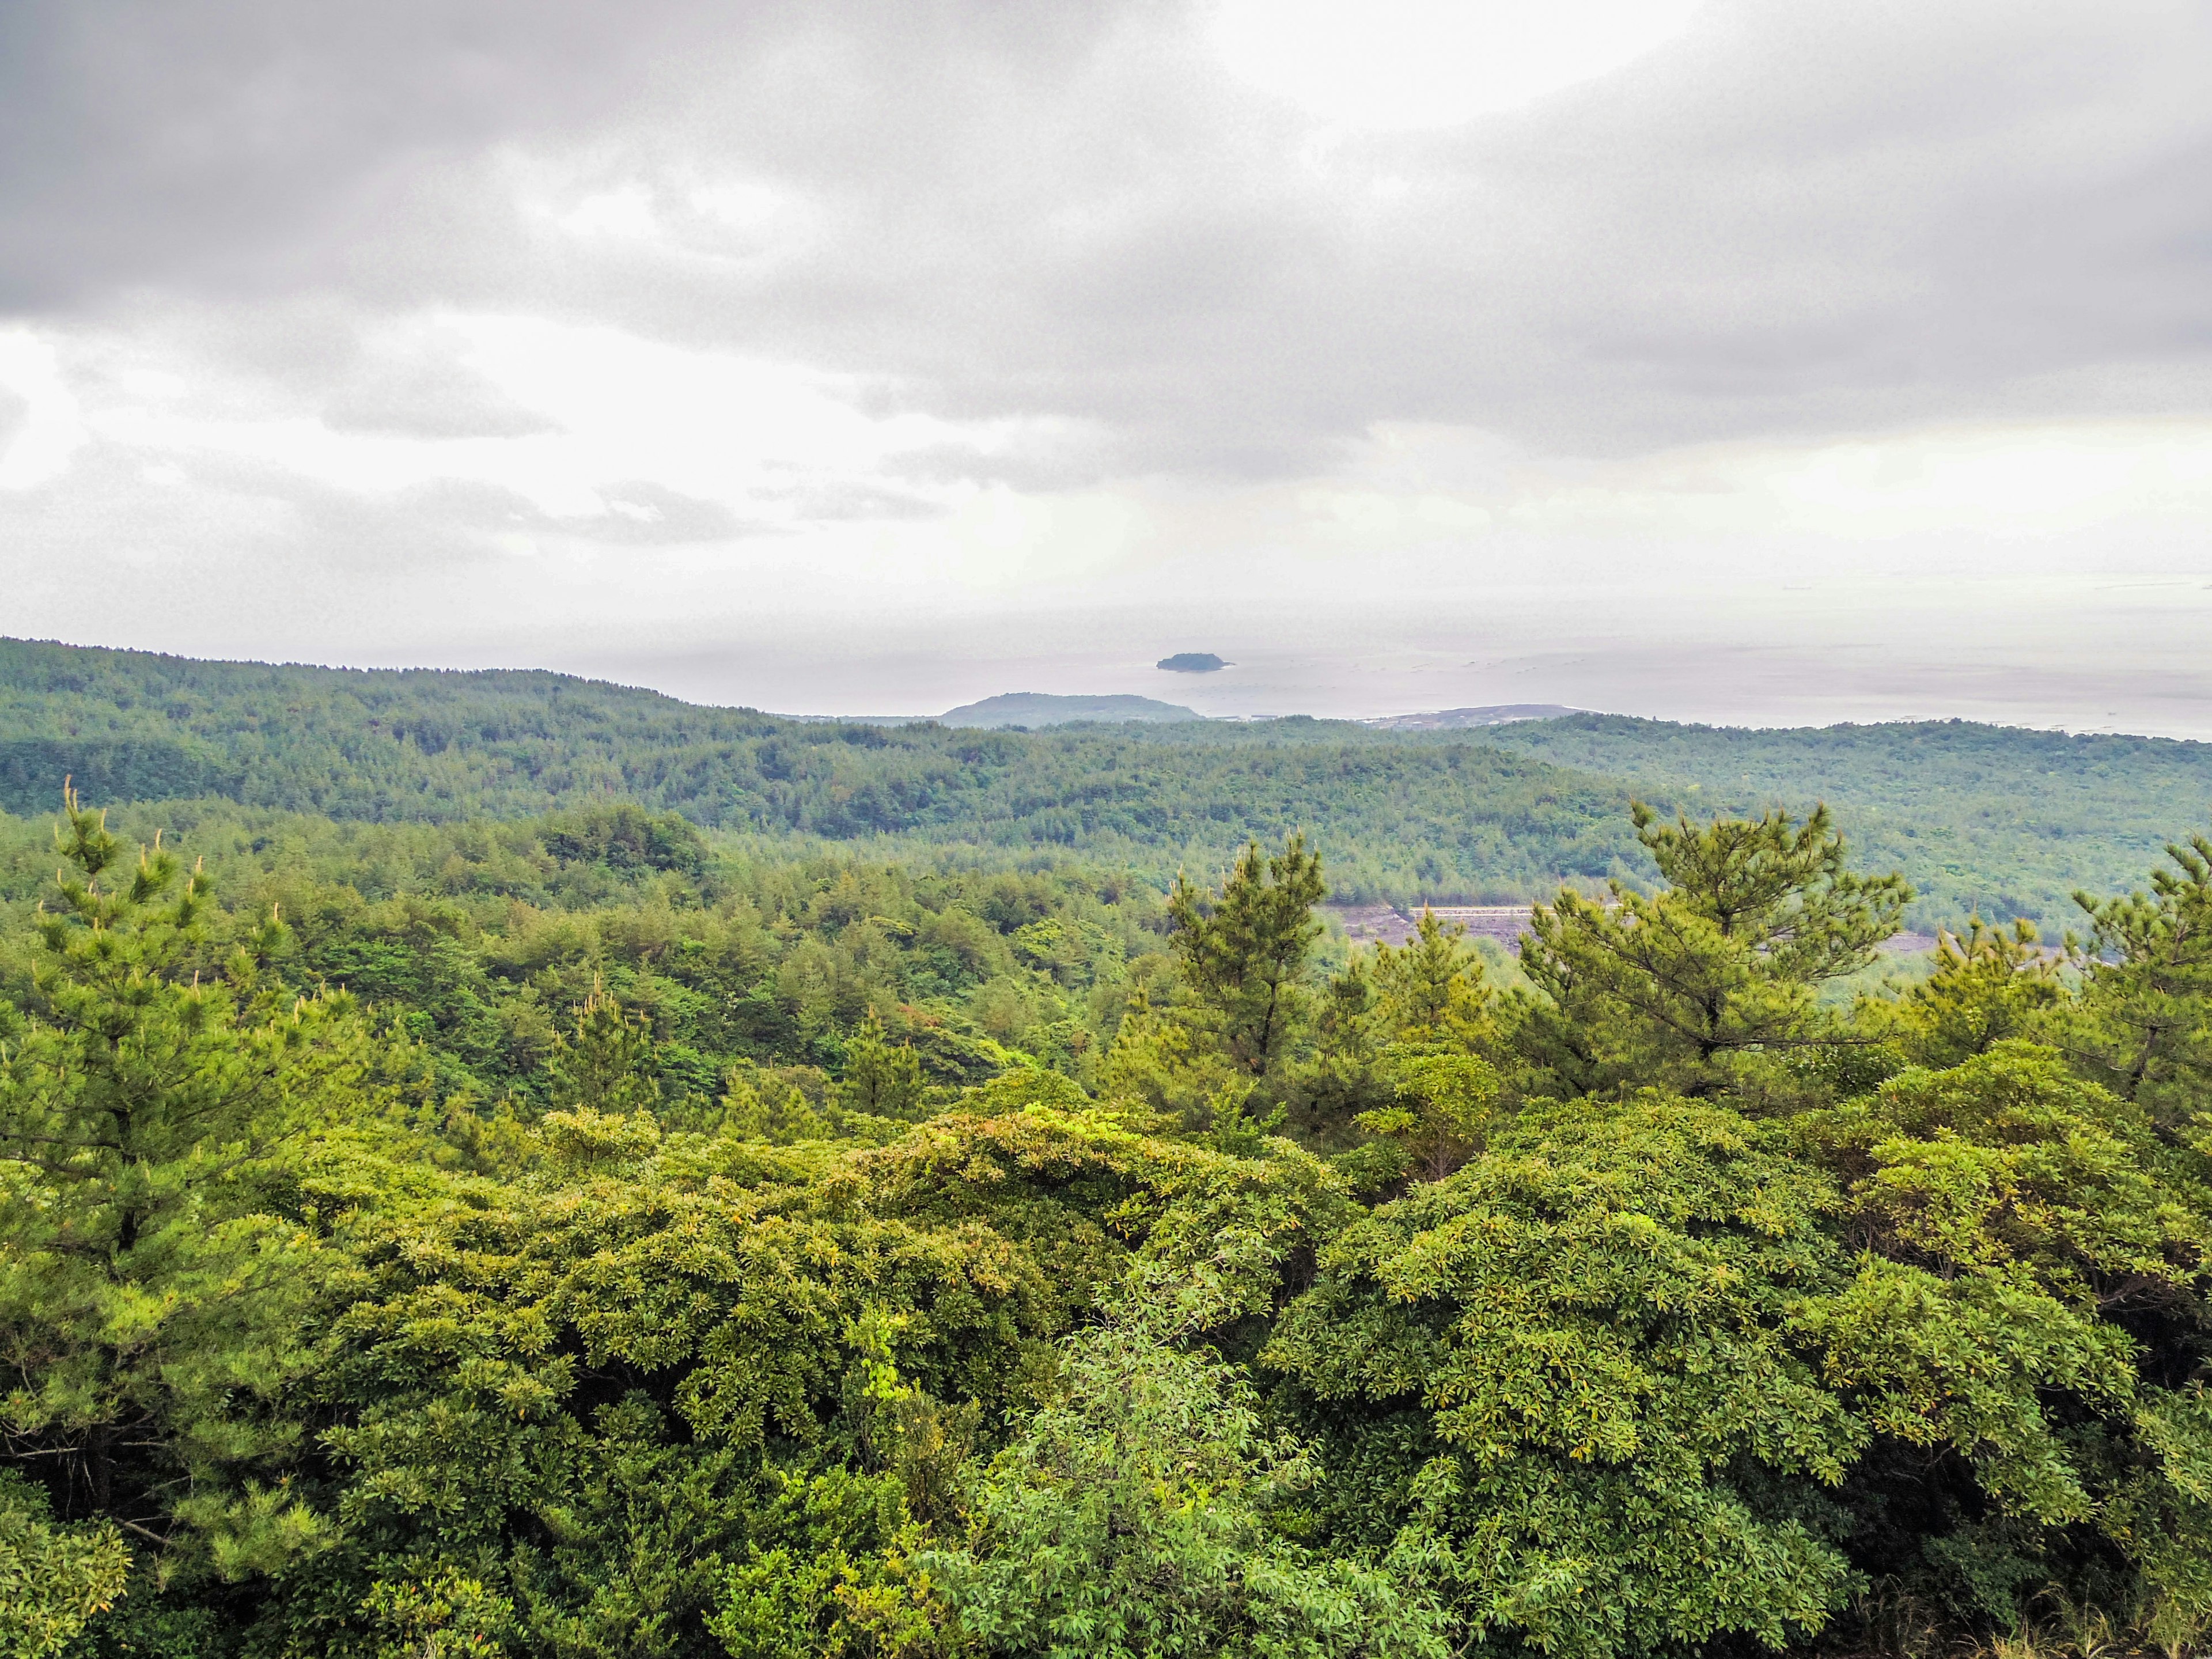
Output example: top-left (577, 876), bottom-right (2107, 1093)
top-left (4, 0), bottom-right (2209, 468)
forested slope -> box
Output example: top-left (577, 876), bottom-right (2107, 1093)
top-left (8, 638), bottom-right (2212, 927)
top-left (7, 787), bottom-right (2211, 1659)
top-left (0, 798), bottom-right (1172, 1111)
top-left (0, 639), bottom-right (1647, 899)
top-left (1476, 712), bottom-right (2212, 928)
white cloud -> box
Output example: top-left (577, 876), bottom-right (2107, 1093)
top-left (0, 0), bottom-right (2207, 733)
top-left (0, 329), bottom-right (88, 489)
top-left (1209, 0), bottom-right (1708, 128)
top-left (1477, 421), bottom-right (2212, 546)
top-left (556, 185), bottom-right (659, 240)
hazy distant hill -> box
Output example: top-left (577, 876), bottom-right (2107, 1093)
top-left (1364, 704), bottom-right (1580, 730)
top-left (940, 692), bottom-right (1202, 727)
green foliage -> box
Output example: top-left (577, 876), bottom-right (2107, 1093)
top-left (1106, 834), bottom-right (1330, 1130)
top-left (1167, 835), bottom-right (1328, 1082)
top-left (0, 1469), bottom-right (130, 1658)
top-left (16, 638), bottom-right (2212, 927)
top-left (0, 789), bottom-right (368, 1572)
top-left (22, 637), bottom-right (2212, 937)
top-left (1516, 803), bottom-right (1910, 1099)
top-left (2058, 836), bottom-right (2212, 1129)
top-left (544, 987), bottom-right (664, 1120)
top-left (1270, 1092), bottom-right (1862, 1659)
top-left (1862, 916), bottom-right (2065, 1068)
top-left (839, 1012), bottom-right (926, 1122)
top-left (1305, 910), bottom-right (1503, 1171)
top-left (0, 801), bottom-right (1165, 1113)
top-left (541, 805), bottom-right (708, 877)
top-left (708, 1463), bottom-right (948, 1659)
top-left (1479, 710), bottom-right (2212, 932)
top-left (927, 1274), bottom-right (1445, 1659)
top-left (1367, 911), bottom-right (1494, 1052)
top-left (0, 774), bottom-right (2206, 1659)
top-left (1351, 1055), bottom-right (1497, 1184)
top-left (1790, 1043), bottom-right (2212, 1622)
top-left (0, 639), bottom-right (1647, 902)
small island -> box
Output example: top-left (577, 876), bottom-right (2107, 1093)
top-left (1156, 652), bottom-right (1228, 673)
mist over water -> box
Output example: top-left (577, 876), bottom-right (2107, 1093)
top-left (555, 572), bottom-right (2212, 738)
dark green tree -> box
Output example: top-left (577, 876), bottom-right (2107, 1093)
top-left (2056, 835), bottom-right (2212, 1128)
top-left (1861, 915), bottom-right (2065, 1069)
top-left (1165, 835), bottom-right (1327, 1084)
top-left (839, 1010), bottom-right (927, 1122)
top-left (1269, 1092), bottom-right (1863, 1659)
top-left (0, 790), bottom-right (369, 1574)
top-left (1516, 805), bottom-right (1910, 1099)
top-left (1793, 1042), bottom-right (2212, 1628)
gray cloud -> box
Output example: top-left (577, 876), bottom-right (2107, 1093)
top-left (480, 0), bottom-right (2212, 464)
top-left (4, 1), bottom-right (2212, 493)
top-left (322, 350), bottom-right (558, 440)
top-left (775, 481), bottom-right (948, 522)
top-left (3, 0), bottom-right (2210, 470)
top-left (307, 475), bottom-right (761, 555)
top-left (589, 480), bottom-right (756, 543)
top-left (0, 0), bottom-right (730, 308)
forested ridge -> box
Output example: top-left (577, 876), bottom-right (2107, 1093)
top-left (5, 763), bottom-right (2211, 1659)
top-left (0, 639), bottom-right (1642, 902)
top-left (9, 637), bottom-right (2212, 927)
top-left (1476, 714), bottom-right (2212, 932)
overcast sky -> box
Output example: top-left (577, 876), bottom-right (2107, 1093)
top-left (2, 0), bottom-right (2209, 730)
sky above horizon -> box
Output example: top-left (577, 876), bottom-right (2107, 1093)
top-left (2, 1), bottom-right (2210, 734)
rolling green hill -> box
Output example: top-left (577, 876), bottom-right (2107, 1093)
top-left (4, 638), bottom-right (2209, 927)
top-left (1472, 712), bottom-right (2212, 931)
top-left (0, 638), bottom-right (1645, 901)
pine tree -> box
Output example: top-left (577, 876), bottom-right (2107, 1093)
top-left (1516, 804), bottom-right (1910, 1099)
top-left (2057, 836), bottom-right (2212, 1129)
top-left (839, 1009), bottom-right (926, 1121)
top-left (1165, 835), bottom-right (1327, 1084)
top-left (537, 985), bottom-right (664, 1171)
top-left (0, 789), bottom-right (369, 1565)
top-left (544, 984), bottom-right (662, 1119)
top-left (1370, 908), bottom-right (1493, 1050)
top-left (1863, 915), bottom-right (2064, 1068)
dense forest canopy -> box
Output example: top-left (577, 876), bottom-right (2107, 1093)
top-left (6, 638), bottom-right (2212, 928)
top-left (0, 639), bottom-right (1643, 903)
top-left (1475, 713), bottom-right (2212, 933)
top-left (2, 728), bottom-right (2209, 1657)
